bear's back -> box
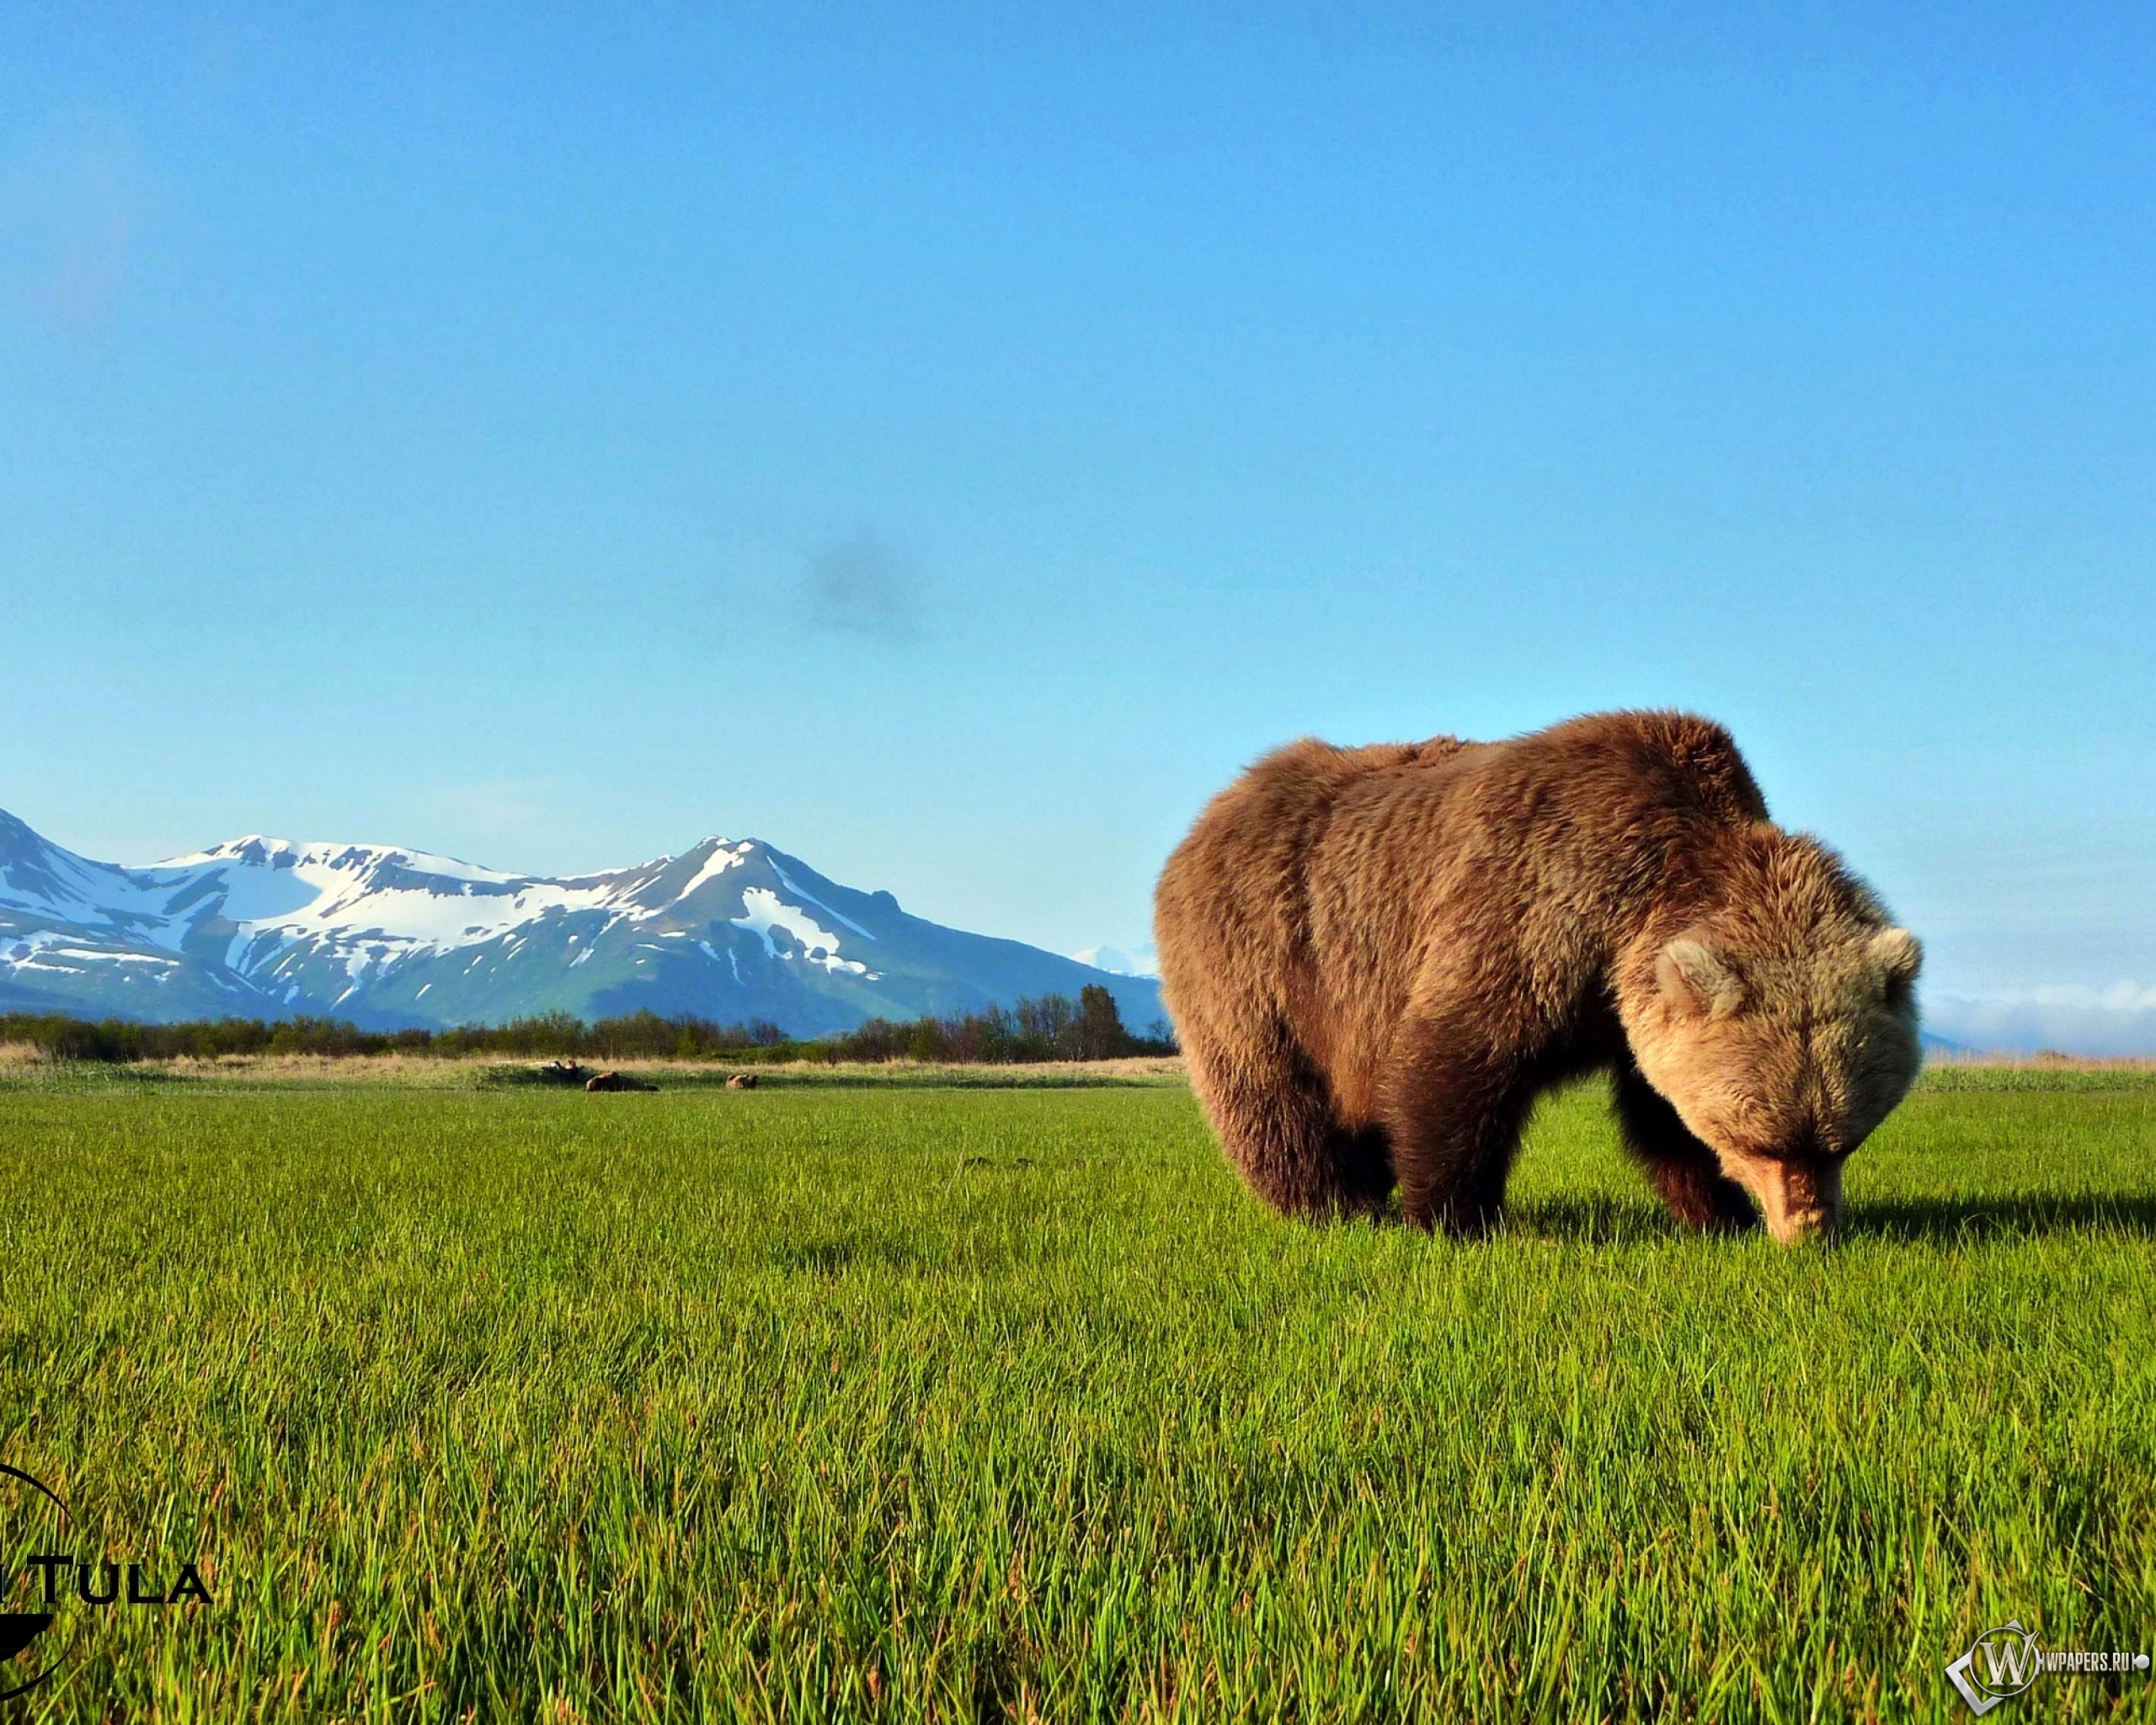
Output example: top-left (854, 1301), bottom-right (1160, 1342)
top-left (1160, 734), bottom-right (1470, 909)
top-left (1154, 734), bottom-right (1472, 1016)
top-left (1156, 713), bottom-right (1769, 1039)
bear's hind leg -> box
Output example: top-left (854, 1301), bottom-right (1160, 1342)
top-left (1184, 1019), bottom-right (1379, 1220)
top-left (1612, 1064), bottom-right (1758, 1231)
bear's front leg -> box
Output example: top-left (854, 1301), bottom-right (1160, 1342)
top-left (1377, 1017), bottom-right (1532, 1236)
top-left (1612, 1063), bottom-right (1758, 1231)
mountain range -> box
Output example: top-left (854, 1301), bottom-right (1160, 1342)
top-left (0, 807), bottom-right (1164, 1038)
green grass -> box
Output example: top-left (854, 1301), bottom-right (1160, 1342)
top-left (0, 1072), bottom-right (2150, 1721)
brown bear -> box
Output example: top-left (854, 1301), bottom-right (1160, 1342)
top-left (584, 1070), bottom-right (658, 1092)
top-left (1152, 711), bottom-right (1923, 1244)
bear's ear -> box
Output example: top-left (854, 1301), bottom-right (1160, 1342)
top-left (1869, 927), bottom-right (1922, 1007)
top-left (1656, 935), bottom-right (1743, 1018)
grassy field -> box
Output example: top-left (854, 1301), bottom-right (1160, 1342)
top-left (0, 1065), bottom-right (2150, 1722)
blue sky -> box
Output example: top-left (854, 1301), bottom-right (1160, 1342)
top-left (3, 4), bottom-right (2153, 1047)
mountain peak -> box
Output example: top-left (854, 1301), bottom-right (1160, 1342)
top-left (1069, 943), bottom-right (1160, 980)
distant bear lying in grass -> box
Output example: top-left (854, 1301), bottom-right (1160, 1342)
top-left (584, 1071), bottom-right (658, 1093)
top-left (1153, 711), bottom-right (1923, 1244)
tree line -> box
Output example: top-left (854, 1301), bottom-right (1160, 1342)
top-left (823, 986), bottom-right (1174, 1064)
top-left (0, 985), bottom-right (1174, 1066)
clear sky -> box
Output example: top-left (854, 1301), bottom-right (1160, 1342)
top-left (4, 4), bottom-right (2153, 1048)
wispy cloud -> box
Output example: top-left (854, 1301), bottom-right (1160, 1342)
top-left (0, 111), bottom-right (141, 338)
top-left (1070, 943), bottom-right (1160, 979)
top-left (1925, 985), bottom-right (2156, 1056)
top-left (803, 531), bottom-right (926, 644)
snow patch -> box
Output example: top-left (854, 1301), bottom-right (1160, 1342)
top-left (675, 840), bottom-right (752, 901)
top-left (699, 938), bottom-right (744, 983)
top-left (729, 889), bottom-right (877, 978)
top-left (766, 857), bottom-right (877, 939)
top-left (52, 948), bottom-right (177, 968)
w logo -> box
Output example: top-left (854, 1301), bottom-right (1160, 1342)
top-left (1946, 1621), bottom-right (2041, 1715)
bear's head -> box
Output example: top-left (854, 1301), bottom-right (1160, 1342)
top-left (1620, 833), bottom-right (1923, 1244)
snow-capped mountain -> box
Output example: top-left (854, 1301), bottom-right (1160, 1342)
top-left (1068, 943), bottom-right (1160, 980)
top-left (0, 807), bottom-right (1165, 1036)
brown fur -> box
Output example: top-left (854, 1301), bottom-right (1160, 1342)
top-left (584, 1070), bottom-right (657, 1092)
top-left (726, 1072), bottom-right (759, 1090)
top-left (1153, 711), bottom-right (1923, 1243)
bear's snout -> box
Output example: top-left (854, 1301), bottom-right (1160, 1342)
top-left (1723, 1151), bottom-right (1844, 1245)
